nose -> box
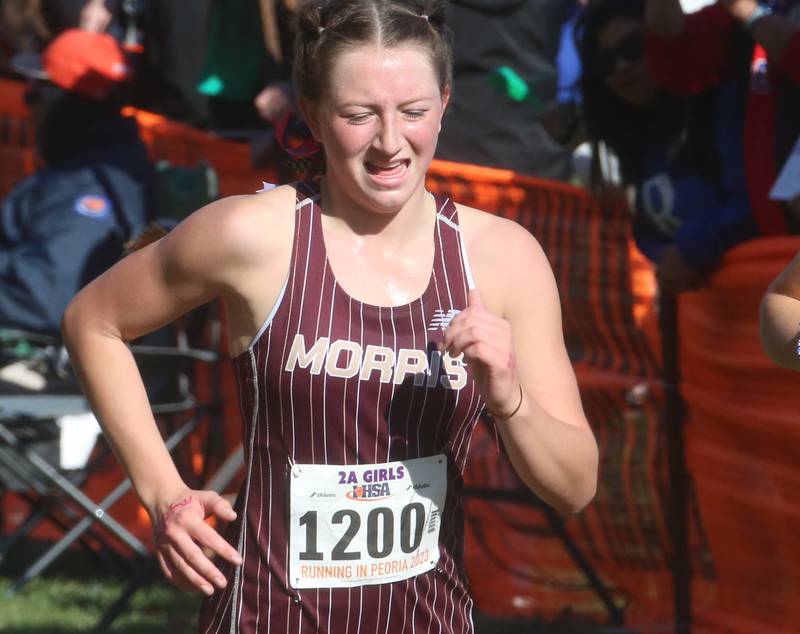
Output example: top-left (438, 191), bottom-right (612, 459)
top-left (374, 115), bottom-right (402, 156)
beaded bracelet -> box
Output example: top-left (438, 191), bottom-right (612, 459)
top-left (486, 385), bottom-right (524, 422)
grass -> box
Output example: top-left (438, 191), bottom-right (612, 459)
top-left (0, 576), bottom-right (200, 633)
top-left (0, 542), bottom-right (613, 633)
top-left (0, 542), bottom-right (200, 633)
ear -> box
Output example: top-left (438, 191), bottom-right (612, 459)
top-left (438, 85), bottom-right (451, 132)
top-left (441, 85), bottom-right (451, 111)
top-left (298, 96), bottom-right (323, 142)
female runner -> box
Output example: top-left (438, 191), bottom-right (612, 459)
top-left (62, 1), bottom-right (598, 631)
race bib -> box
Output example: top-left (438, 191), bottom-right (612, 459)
top-left (289, 454), bottom-right (447, 589)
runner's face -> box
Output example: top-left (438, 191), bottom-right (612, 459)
top-left (305, 44), bottom-right (449, 214)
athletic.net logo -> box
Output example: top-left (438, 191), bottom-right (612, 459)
top-left (427, 309), bottom-right (459, 331)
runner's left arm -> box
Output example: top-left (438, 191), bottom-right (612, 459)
top-left (442, 218), bottom-right (597, 514)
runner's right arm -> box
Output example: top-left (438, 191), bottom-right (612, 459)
top-left (62, 188), bottom-right (291, 593)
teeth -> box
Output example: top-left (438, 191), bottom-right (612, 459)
top-left (368, 161), bottom-right (404, 169)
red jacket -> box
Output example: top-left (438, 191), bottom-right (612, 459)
top-left (646, 2), bottom-right (800, 235)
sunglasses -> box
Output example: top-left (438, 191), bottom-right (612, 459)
top-left (593, 31), bottom-right (644, 77)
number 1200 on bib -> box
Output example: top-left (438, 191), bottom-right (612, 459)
top-left (289, 455), bottom-right (447, 589)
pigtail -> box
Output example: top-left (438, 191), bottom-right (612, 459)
top-left (417, 0), bottom-right (448, 30)
top-left (293, 3), bottom-right (326, 101)
top-left (294, 1), bottom-right (326, 36)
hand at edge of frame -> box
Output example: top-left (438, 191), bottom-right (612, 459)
top-left (79, 0), bottom-right (112, 32)
top-left (720, 0), bottom-right (761, 23)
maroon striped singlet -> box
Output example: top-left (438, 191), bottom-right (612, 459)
top-left (200, 181), bottom-right (485, 633)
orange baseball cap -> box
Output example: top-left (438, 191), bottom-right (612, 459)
top-left (12, 29), bottom-right (129, 99)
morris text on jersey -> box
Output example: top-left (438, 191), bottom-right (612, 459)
top-left (285, 334), bottom-right (467, 390)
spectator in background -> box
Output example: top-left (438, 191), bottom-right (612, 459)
top-left (760, 250), bottom-right (800, 371)
top-left (577, 0), bottom-right (758, 295)
top-left (78, 0), bottom-right (114, 32)
top-left (539, 0), bottom-right (590, 163)
top-left (557, 1), bottom-right (587, 106)
top-left (0, 30), bottom-right (150, 336)
top-left (198, 0), bottom-right (296, 132)
top-left (645, 0), bottom-right (800, 234)
top-left (435, 0), bottom-right (576, 181)
top-left (122, 0), bottom-right (212, 126)
top-left (0, 1), bottom-right (49, 75)
top-left (28, 0), bottom-right (212, 126)
top-left (197, 0), bottom-right (323, 182)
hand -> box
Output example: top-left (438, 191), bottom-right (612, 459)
top-left (441, 290), bottom-right (521, 417)
top-left (153, 489), bottom-right (242, 596)
top-left (80, 0), bottom-right (112, 32)
top-left (254, 82), bottom-right (293, 124)
top-left (656, 245), bottom-right (705, 295)
top-left (720, 0), bottom-right (760, 23)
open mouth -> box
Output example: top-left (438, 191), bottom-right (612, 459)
top-left (364, 159), bottom-right (410, 177)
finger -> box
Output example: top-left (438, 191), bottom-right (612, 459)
top-left (447, 309), bottom-right (509, 336)
top-left (164, 543), bottom-right (216, 596)
top-left (447, 304), bottom-right (508, 337)
top-left (172, 530), bottom-right (230, 589)
top-left (156, 550), bottom-right (200, 594)
top-left (467, 289), bottom-right (484, 309)
top-left (192, 517), bottom-right (243, 566)
top-left (449, 302), bottom-right (502, 324)
top-left (156, 550), bottom-right (174, 582)
top-left (204, 491), bottom-right (238, 523)
top-left (459, 339), bottom-right (518, 382)
top-left (443, 316), bottom-right (511, 354)
top-left (445, 326), bottom-right (505, 361)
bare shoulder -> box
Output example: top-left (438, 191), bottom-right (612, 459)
top-left (167, 184), bottom-right (296, 260)
top-left (455, 203), bottom-right (554, 313)
top-left (157, 184), bottom-right (297, 292)
top-left (456, 203), bottom-right (544, 257)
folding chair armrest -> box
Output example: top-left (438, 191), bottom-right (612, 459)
top-left (127, 344), bottom-right (218, 364)
top-left (0, 329), bottom-right (60, 347)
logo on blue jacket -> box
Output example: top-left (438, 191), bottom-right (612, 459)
top-left (74, 195), bottom-right (112, 220)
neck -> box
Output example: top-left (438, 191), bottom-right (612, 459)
top-left (319, 177), bottom-right (434, 248)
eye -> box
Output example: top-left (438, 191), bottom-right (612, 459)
top-left (344, 113), bottom-right (372, 125)
top-left (404, 109), bottom-right (428, 120)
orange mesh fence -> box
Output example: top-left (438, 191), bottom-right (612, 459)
top-left (0, 80), bottom-right (36, 199)
top-left (0, 78), bottom-right (279, 199)
top-left (678, 237), bottom-right (800, 634)
top-left (119, 107), bottom-right (279, 197)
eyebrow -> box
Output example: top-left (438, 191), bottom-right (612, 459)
top-left (335, 96), bottom-right (437, 109)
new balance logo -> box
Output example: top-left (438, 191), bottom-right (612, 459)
top-left (428, 309), bottom-right (459, 331)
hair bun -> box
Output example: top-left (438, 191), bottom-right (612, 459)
top-left (296, 2), bottom-right (326, 38)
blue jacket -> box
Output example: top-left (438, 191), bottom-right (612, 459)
top-left (634, 81), bottom-right (758, 270)
top-left (0, 114), bottom-right (151, 336)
